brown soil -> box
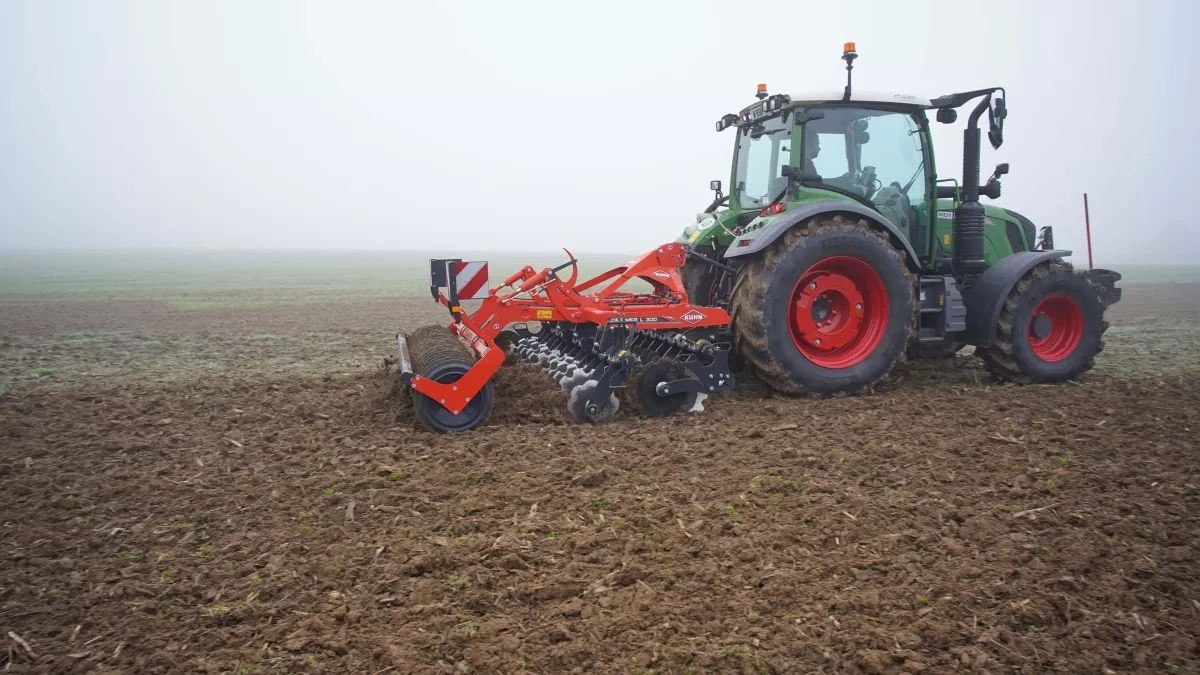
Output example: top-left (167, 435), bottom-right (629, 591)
top-left (1, 288), bottom-right (1199, 673)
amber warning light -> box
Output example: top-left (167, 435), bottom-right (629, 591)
top-left (841, 41), bottom-right (858, 101)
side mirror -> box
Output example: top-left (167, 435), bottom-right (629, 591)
top-left (988, 96), bottom-right (1006, 149)
top-left (936, 107), bottom-right (957, 124)
top-left (782, 165), bottom-right (822, 183)
top-left (710, 180), bottom-right (722, 193)
top-left (993, 163), bottom-right (1009, 177)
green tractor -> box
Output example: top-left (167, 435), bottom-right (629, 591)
top-left (680, 43), bottom-right (1121, 394)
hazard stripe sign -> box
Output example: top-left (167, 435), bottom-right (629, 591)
top-left (453, 261), bottom-right (490, 299)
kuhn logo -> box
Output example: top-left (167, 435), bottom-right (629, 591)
top-left (681, 310), bottom-right (706, 325)
top-left (652, 270), bottom-right (672, 279)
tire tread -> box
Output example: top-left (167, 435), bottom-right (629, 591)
top-left (730, 216), bottom-right (916, 395)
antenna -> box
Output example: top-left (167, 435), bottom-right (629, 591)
top-left (841, 42), bottom-right (858, 101)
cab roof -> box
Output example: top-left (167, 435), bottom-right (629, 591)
top-left (786, 90), bottom-right (933, 109)
top-left (721, 89), bottom-right (937, 132)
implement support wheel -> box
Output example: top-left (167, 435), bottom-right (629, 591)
top-left (406, 325), bottom-right (495, 432)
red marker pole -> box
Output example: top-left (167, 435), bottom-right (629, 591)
top-left (1082, 192), bottom-right (1094, 270)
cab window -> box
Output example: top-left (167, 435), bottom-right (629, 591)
top-left (800, 107), bottom-right (929, 243)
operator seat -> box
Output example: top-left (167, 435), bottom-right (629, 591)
top-left (871, 183), bottom-right (918, 242)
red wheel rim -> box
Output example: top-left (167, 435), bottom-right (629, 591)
top-left (788, 256), bottom-right (889, 369)
top-left (1027, 294), bottom-right (1083, 362)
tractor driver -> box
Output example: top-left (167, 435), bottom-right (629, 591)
top-left (802, 128), bottom-right (821, 175)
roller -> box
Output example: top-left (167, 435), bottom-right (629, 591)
top-left (403, 325), bottom-right (495, 432)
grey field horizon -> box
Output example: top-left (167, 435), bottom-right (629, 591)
top-left (1, 249), bottom-right (1196, 299)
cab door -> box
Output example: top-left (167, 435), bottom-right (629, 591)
top-left (803, 107), bottom-right (934, 260)
top-left (854, 110), bottom-right (933, 257)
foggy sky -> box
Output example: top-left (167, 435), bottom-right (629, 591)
top-left (1, 0), bottom-right (1197, 265)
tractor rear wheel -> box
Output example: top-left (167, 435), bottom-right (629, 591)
top-left (730, 217), bottom-right (915, 394)
top-left (978, 262), bottom-right (1106, 383)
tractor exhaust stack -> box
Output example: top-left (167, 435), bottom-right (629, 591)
top-left (954, 147), bottom-right (986, 279)
top-left (954, 96), bottom-right (991, 281)
top-left (931, 86), bottom-right (1006, 283)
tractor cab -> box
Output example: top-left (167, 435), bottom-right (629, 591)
top-left (685, 43), bottom-right (1029, 276)
top-left (725, 91), bottom-right (937, 257)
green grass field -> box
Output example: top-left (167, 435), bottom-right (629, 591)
top-left (0, 249), bottom-right (639, 307)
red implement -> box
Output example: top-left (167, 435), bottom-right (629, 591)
top-left (397, 242), bottom-right (734, 431)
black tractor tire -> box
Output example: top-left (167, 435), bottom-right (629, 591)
top-left (978, 262), bottom-right (1107, 383)
top-left (407, 324), bottom-right (495, 432)
top-left (681, 257), bottom-right (719, 306)
top-left (730, 217), bottom-right (916, 395)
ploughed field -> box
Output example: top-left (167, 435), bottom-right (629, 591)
top-left (1, 252), bottom-right (1198, 673)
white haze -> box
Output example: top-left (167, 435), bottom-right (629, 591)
top-left (0, 0), bottom-right (1196, 265)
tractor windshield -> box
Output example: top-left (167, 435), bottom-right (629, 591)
top-left (733, 115), bottom-right (792, 209)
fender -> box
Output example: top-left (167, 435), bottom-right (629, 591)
top-left (723, 199), bottom-right (922, 270)
top-left (962, 249), bottom-right (1071, 346)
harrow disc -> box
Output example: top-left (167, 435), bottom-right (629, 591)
top-left (567, 380), bottom-right (619, 424)
top-left (558, 367), bottom-right (591, 390)
top-left (634, 358), bottom-right (699, 417)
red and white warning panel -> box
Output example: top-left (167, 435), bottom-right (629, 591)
top-left (428, 258), bottom-right (490, 301)
top-left (452, 261), bottom-right (489, 300)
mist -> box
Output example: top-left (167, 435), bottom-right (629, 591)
top-left (1, 0), bottom-right (1196, 265)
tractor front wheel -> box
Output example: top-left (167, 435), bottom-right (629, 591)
top-left (730, 218), bottom-right (915, 395)
top-left (979, 262), bottom-right (1106, 383)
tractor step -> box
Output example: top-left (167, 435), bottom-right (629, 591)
top-left (917, 275), bottom-right (967, 342)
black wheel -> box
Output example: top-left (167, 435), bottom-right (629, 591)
top-left (634, 358), bottom-right (698, 417)
top-left (566, 380), bottom-right (619, 424)
top-left (682, 258), bottom-right (719, 306)
top-left (412, 364), bottom-right (495, 432)
top-left (406, 325), bottom-right (495, 432)
top-left (730, 217), bottom-right (915, 395)
top-left (978, 262), bottom-right (1106, 383)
